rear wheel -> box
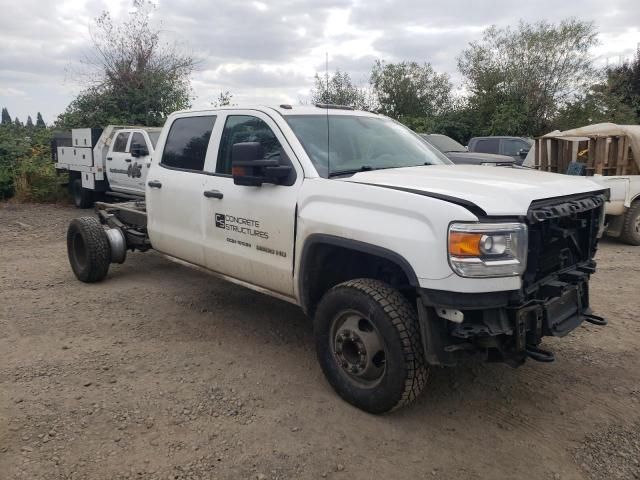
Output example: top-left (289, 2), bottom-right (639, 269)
top-left (620, 201), bottom-right (640, 245)
top-left (67, 217), bottom-right (111, 282)
top-left (314, 279), bottom-right (428, 414)
top-left (70, 177), bottom-right (93, 209)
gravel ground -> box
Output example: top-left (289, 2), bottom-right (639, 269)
top-left (1, 202), bottom-right (639, 480)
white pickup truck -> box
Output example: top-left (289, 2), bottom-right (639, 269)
top-left (65, 105), bottom-right (608, 413)
top-left (53, 126), bottom-right (161, 207)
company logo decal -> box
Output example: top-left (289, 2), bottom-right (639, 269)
top-left (215, 213), bottom-right (268, 239)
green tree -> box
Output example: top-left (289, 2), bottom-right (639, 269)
top-left (26, 116), bottom-right (34, 128)
top-left (56, 0), bottom-right (195, 128)
top-left (370, 60), bottom-right (452, 119)
top-left (458, 19), bottom-right (599, 136)
top-left (309, 69), bottom-right (374, 110)
top-left (1, 107), bottom-right (11, 125)
top-left (551, 47), bottom-right (640, 130)
top-left (36, 112), bottom-right (46, 127)
top-left (14, 117), bottom-right (22, 127)
top-left (603, 47), bottom-right (640, 121)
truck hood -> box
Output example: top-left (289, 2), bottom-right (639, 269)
top-left (343, 165), bottom-right (605, 216)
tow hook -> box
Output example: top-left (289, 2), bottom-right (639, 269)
top-left (526, 344), bottom-right (555, 363)
top-left (583, 313), bottom-right (607, 326)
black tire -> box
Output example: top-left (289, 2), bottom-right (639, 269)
top-left (69, 177), bottom-right (93, 209)
top-left (314, 279), bottom-right (428, 414)
top-left (620, 201), bottom-right (640, 246)
top-left (67, 217), bottom-right (111, 283)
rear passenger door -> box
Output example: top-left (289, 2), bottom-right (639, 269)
top-left (146, 114), bottom-right (217, 266)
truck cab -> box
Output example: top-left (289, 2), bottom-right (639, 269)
top-left (66, 105), bottom-right (609, 414)
top-left (106, 128), bottom-right (160, 196)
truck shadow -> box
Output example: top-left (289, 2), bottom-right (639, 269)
top-left (105, 251), bottom-right (581, 420)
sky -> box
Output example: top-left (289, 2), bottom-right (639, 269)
top-left (0, 0), bottom-right (639, 125)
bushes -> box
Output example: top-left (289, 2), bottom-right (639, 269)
top-left (0, 124), bottom-right (66, 203)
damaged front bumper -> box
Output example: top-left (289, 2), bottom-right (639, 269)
top-left (417, 260), bottom-right (607, 367)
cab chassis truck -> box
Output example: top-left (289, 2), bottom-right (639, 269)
top-left (66, 105), bottom-right (608, 413)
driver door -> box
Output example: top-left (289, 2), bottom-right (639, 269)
top-left (128, 131), bottom-right (151, 192)
top-left (201, 111), bottom-right (302, 297)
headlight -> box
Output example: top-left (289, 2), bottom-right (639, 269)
top-left (448, 222), bottom-right (528, 277)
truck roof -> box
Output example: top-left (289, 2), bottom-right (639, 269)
top-left (171, 105), bottom-right (380, 118)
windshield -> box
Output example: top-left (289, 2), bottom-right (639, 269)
top-left (285, 115), bottom-right (450, 177)
top-left (420, 134), bottom-right (466, 153)
top-left (147, 131), bottom-right (161, 148)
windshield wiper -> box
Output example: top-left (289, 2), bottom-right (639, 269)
top-left (328, 165), bottom-right (376, 177)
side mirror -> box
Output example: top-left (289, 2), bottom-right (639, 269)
top-left (231, 142), bottom-right (293, 186)
top-left (130, 142), bottom-right (149, 158)
top-left (518, 148), bottom-right (529, 159)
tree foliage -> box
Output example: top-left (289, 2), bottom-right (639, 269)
top-left (36, 112), bottom-right (46, 128)
top-left (211, 91), bottom-right (234, 107)
top-left (309, 69), bottom-right (375, 110)
top-left (1, 108), bottom-right (11, 125)
top-left (458, 19), bottom-right (599, 136)
top-left (370, 60), bottom-right (452, 119)
top-left (0, 119), bottom-right (61, 201)
top-left (56, 0), bottom-right (195, 128)
top-left (551, 48), bottom-right (640, 130)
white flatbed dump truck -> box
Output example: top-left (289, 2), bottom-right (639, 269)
top-left (53, 126), bottom-right (162, 208)
top-left (526, 123), bottom-right (640, 245)
top-left (65, 105), bottom-right (608, 413)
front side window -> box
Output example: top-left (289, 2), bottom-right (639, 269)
top-left (113, 132), bottom-right (130, 153)
top-left (130, 132), bottom-right (148, 152)
top-left (161, 116), bottom-right (216, 171)
top-left (285, 115), bottom-right (450, 177)
top-left (503, 139), bottom-right (529, 156)
top-left (216, 115), bottom-right (284, 175)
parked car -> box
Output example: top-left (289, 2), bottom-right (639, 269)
top-left (66, 105), bottom-right (608, 413)
top-left (468, 136), bottom-right (533, 164)
top-left (420, 134), bottom-right (514, 166)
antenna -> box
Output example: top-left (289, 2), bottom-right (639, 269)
top-left (325, 52), bottom-right (330, 176)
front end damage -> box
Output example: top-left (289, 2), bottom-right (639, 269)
top-left (419, 191), bottom-right (608, 367)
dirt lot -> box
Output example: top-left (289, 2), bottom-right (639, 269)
top-left (1, 202), bottom-right (639, 480)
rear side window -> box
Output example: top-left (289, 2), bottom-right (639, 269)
top-left (161, 116), bottom-right (216, 171)
top-left (113, 132), bottom-right (129, 153)
top-left (473, 138), bottom-right (499, 154)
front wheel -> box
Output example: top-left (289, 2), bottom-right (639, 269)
top-left (314, 279), bottom-right (428, 414)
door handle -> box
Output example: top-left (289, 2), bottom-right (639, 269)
top-left (125, 158), bottom-right (132, 163)
top-left (106, 156), bottom-right (113, 161)
top-left (203, 189), bottom-right (223, 199)
top-left (147, 180), bottom-right (162, 189)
